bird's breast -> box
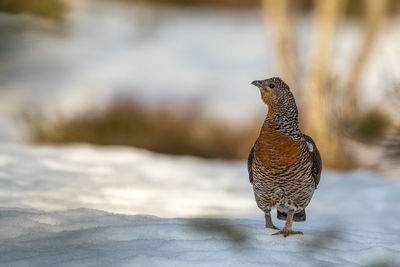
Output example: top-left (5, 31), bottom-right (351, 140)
top-left (255, 127), bottom-right (307, 171)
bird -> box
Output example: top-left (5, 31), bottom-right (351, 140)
top-left (248, 77), bottom-right (321, 237)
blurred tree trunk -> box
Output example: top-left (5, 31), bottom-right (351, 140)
top-left (303, 0), bottom-right (347, 168)
top-left (261, 0), bottom-right (297, 88)
top-left (342, 0), bottom-right (389, 115)
top-left (259, 0), bottom-right (391, 169)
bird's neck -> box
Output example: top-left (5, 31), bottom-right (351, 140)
top-left (264, 93), bottom-right (302, 140)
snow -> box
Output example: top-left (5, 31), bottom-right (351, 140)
top-left (2, 208), bottom-right (399, 266)
top-left (0, 143), bottom-right (399, 266)
top-left (0, 143), bottom-right (252, 217)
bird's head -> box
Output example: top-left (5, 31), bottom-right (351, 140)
top-left (251, 77), bottom-right (291, 106)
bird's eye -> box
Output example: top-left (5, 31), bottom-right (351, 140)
top-left (269, 83), bottom-right (275, 88)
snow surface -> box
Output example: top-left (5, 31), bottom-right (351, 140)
top-left (0, 143), bottom-right (400, 266)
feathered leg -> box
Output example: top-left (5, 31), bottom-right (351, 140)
top-left (273, 209), bottom-right (303, 237)
top-left (265, 210), bottom-right (279, 230)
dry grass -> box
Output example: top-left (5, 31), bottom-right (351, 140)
top-left (19, 97), bottom-right (258, 160)
top-left (116, 0), bottom-right (400, 16)
top-left (0, 0), bottom-right (68, 20)
top-left (345, 108), bottom-right (392, 144)
top-left (117, 0), bottom-right (260, 8)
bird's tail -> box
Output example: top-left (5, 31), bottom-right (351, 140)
top-left (277, 209), bottom-right (306, 222)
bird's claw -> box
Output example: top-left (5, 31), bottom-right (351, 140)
top-left (266, 224), bottom-right (280, 230)
top-left (272, 229), bottom-right (303, 237)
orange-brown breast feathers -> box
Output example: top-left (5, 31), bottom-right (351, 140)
top-left (255, 127), bottom-right (306, 173)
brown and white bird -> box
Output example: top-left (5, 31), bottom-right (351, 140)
top-left (248, 77), bottom-right (321, 237)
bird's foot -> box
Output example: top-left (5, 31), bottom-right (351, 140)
top-left (272, 229), bottom-right (303, 237)
top-left (266, 223), bottom-right (279, 230)
top-left (264, 212), bottom-right (279, 230)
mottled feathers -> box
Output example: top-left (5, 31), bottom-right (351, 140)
top-left (247, 143), bottom-right (255, 184)
top-left (248, 134), bottom-right (321, 189)
top-left (303, 134), bottom-right (321, 189)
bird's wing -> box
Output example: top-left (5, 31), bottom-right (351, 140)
top-left (303, 135), bottom-right (322, 189)
top-left (247, 142), bottom-right (256, 184)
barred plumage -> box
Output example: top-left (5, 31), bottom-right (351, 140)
top-left (248, 77), bottom-right (321, 237)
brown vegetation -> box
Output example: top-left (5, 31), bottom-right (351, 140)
top-left (129, 0), bottom-right (259, 8)
top-left (118, 0), bottom-right (400, 16)
top-left (0, 0), bottom-right (398, 20)
top-left (19, 97), bottom-right (258, 160)
top-left (344, 108), bottom-right (392, 144)
top-left (0, 0), bottom-right (68, 20)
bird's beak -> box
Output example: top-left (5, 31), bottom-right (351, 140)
top-left (251, 80), bottom-right (263, 88)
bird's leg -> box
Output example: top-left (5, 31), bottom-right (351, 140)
top-left (265, 210), bottom-right (279, 230)
top-left (272, 209), bottom-right (303, 237)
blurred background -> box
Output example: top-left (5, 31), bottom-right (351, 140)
top-left (1, 0), bottom-right (400, 174)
